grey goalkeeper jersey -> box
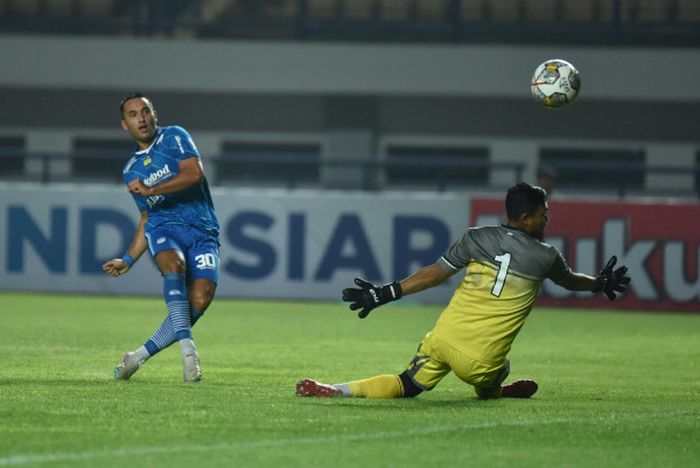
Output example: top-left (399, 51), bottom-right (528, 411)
top-left (439, 225), bottom-right (572, 284)
top-left (432, 225), bottom-right (573, 364)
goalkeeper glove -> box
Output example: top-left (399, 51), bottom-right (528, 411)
top-left (593, 255), bottom-right (631, 300)
top-left (342, 278), bottom-right (403, 319)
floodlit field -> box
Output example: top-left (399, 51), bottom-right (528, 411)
top-left (1, 292), bottom-right (698, 467)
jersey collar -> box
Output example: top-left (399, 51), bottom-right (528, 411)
top-left (502, 224), bottom-right (530, 236)
top-left (134, 127), bottom-right (163, 156)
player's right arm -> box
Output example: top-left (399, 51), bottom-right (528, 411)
top-left (342, 263), bottom-right (456, 319)
top-left (102, 210), bottom-right (149, 277)
top-left (399, 262), bottom-right (455, 295)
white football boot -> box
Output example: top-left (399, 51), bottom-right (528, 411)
top-left (183, 351), bottom-right (202, 382)
top-left (114, 352), bottom-right (143, 380)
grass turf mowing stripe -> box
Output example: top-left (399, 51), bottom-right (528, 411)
top-left (1, 410), bottom-right (694, 466)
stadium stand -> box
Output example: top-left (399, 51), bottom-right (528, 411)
top-left (0, 1), bottom-right (698, 196)
top-left (1, 1), bottom-right (699, 40)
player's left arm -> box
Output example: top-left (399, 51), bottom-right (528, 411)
top-left (128, 157), bottom-right (204, 196)
top-left (558, 272), bottom-right (599, 291)
top-left (556, 255), bottom-right (631, 300)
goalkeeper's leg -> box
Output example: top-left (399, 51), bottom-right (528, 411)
top-left (473, 360), bottom-right (538, 399)
top-left (296, 371), bottom-right (424, 398)
top-left (296, 335), bottom-right (446, 398)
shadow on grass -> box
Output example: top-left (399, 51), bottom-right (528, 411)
top-left (0, 378), bottom-right (239, 389)
top-left (293, 396), bottom-right (539, 410)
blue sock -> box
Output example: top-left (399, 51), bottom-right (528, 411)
top-left (144, 273), bottom-right (191, 356)
top-left (145, 315), bottom-right (176, 356)
top-left (144, 306), bottom-right (204, 356)
top-left (144, 306), bottom-right (205, 356)
top-left (163, 273), bottom-right (192, 341)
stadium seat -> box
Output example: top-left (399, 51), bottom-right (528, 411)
top-left (4, 0), bottom-right (42, 15)
top-left (524, 0), bottom-right (561, 22)
top-left (460, 0), bottom-right (487, 21)
top-left (261, 0), bottom-right (297, 19)
top-left (562, 0), bottom-right (595, 21)
top-left (678, 0), bottom-right (700, 22)
top-left (626, 0), bottom-right (669, 23)
top-left (197, 0), bottom-right (237, 21)
top-left (44, 0), bottom-right (74, 15)
top-left (75, 0), bottom-right (113, 16)
top-left (307, 0), bottom-right (337, 19)
top-left (414, 0), bottom-right (450, 21)
top-left (562, 0), bottom-right (612, 22)
top-left (343, 0), bottom-right (376, 20)
top-left (380, 0), bottom-right (410, 21)
top-left (484, 0), bottom-right (523, 22)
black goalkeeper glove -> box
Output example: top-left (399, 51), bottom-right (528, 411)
top-left (342, 278), bottom-right (403, 319)
top-left (593, 255), bottom-right (631, 301)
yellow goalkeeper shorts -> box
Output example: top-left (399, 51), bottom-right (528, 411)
top-left (405, 332), bottom-right (509, 391)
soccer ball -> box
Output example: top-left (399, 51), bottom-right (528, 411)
top-left (530, 59), bottom-right (581, 109)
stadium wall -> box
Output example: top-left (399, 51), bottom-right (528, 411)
top-left (1, 35), bottom-right (698, 197)
top-left (1, 35), bottom-right (699, 145)
top-left (1, 184), bottom-right (697, 312)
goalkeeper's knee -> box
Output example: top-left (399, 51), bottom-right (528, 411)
top-left (398, 371), bottom-right (424, 398)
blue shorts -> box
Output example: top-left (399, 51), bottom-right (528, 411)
top-left (145, 224), bottom-right (220, 284)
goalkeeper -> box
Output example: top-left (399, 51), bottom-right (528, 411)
top-left (296, 182), bottom-right (630, 399)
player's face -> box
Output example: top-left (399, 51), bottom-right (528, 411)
top-left (524, 203), bottom-right (548, 241)
top-left (121, 98), bottom-right (158, 149)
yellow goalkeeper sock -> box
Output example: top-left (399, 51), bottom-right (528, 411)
top-left (346, 375), bottom-right (403, 398)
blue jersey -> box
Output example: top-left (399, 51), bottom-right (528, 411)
top-left (122, 126), bottom-right (219, 238)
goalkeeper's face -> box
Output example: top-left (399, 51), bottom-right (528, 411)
top-left (524, 204), bottom-right (548, 241)
top-left (120, 97), bottom-right (158, 149)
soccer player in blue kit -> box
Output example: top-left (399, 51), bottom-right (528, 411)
top-left (102, 94), bottom-right (220, 382)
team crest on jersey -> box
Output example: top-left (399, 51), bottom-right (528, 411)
top-left (143, 156), bottom-right (152, 166)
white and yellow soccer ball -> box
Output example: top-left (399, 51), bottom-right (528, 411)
top-left (530, 59), bottom-right (581, 109)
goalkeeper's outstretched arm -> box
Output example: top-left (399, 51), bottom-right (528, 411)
top-left (399, 262), bottom-right (455, 295)
top-left (343, 263), bottom-right (456, 319)
top-left (558, 255), bottom-right (631, 301)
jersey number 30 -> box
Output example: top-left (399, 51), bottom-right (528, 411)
top-left (491, 253), bottom-right (511, 297)
top-left (194, 253), bottom-right (217, 270)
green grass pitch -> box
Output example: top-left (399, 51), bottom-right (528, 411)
top-left (0, 292), bottom-right (698, 467)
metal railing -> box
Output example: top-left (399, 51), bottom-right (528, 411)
top-left (0, 150), bottom-right (526, 192)
top-left (2, 149), bottom-right (699, 197)
top-left (543, 159), bottom-right (700, 198)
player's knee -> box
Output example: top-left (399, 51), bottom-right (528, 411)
top-left (189, 281), bottom-right (216, 312)
top-left (190, 291), bottom-right (212, 313)
top-left (398, 371), bottom-right (424, 398)
top-left (156, 251), bottom-right (186, 274)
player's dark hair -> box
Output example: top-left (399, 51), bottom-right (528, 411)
top-left (119, 93), bottom-right (152, 117)
top-left (505, 182), bottom-right (547, 221)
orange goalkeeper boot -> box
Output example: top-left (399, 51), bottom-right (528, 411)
top-left (295, 379), bottom-right (342, 397)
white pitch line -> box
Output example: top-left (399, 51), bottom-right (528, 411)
top-left (0, 410), bottom-right (694, 466)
